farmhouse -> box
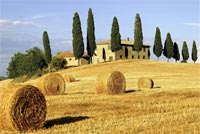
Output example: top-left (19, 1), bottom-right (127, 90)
top-left (92, 39), bottom-right (150, 63)
top-left (57, 52), bottom-right (89, 66)
top-left (58, 39), bottom-right (150, 66)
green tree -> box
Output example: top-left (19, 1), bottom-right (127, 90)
top-left (51, 56), bottom-right (67, 71)
top-left (7, 52), bottom-right (25, 78)
top-left (72, 12), bottom-right (84, 65)
top-left (173, 42), bottom-right (180, 62)
top-left (163, 33), bottom-right (174, 62)
top-left (87, 8), bottom-right (96, 64)
top-left (7, 47), bottom-right (47, 78)
top-left (153, 27), bottom-right (162, 60)
top-left (182, 41), bottom-right (189, 62)
top-left (42, 31), bottom-right (52, 72)
top-left (134, 13), bottom-right (143, 56)
top-left (111, 16), bottom-right (121, 52)
top-left (192, 40), bottom-right (198, 63)
top-left (102, 48), bottom-right (106, 62)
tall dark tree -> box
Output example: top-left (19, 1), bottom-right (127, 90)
top-left (182, 41), bottom-right (189, 62)
top-left (192, 40), bottom-right (198, 63)
top-left (153, 27), bottom-right (162, 60)
top-left (102, 48), bottom-right (106, 62)
top-left (173, 42), bottom-right (180, 62)
top-left (163, 33), bottom-right (174, 62)
top-left (134, 13), bottom-right (143, 57)
top-left (87, 8), bottom-right (96, 64)
top-left (72, 12), bottom-right (84, 65)
top-left (111, 16), bottom-right (121, 52)
top-left (42, 31), bottom-right (52, 72)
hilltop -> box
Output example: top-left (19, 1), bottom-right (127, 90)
top-left (0, 60), bottom-right (200, 133)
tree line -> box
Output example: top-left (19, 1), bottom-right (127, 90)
top-left (73, 9), bottom-right (198, 63)
top-left (7, 8), bottom-right (198, 78)
top-left (7, 31), bottom-right (66, 79)
top-left (153, 27), bottom-right (198, 63)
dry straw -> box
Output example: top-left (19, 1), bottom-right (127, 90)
top-left (0, 84), bottom-right (46, 132)
top-left (96, 71), bottom-right (126, 94)
top-left (64, 74), bottom-right (75, 83)
top-left (138, 77), bottom-right (154, 89)
top-left (27, 73), bottom-right (65, 95)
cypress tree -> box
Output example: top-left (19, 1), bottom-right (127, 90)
top-left (102, 48), bottom-right (106, 62)
top-left (42, 31), bottom-right (52, 72)
top-left (192, 40), bottom-right (198, 63)
top-left (111, 16), bottom-right (121, 52)
top-left (72, 12), bottom-right (84, 65)
top-left (153, 27), bottom-right (162, 60)
top-left (87, 8), bottom-right (96, 64)
top-left (134, 13), bottom-right (143, 56)
top-left (173, 42), bottom-right (180, 62)
top-left (163, 33), bottom-right (173, 62)
top-left (182, 41), bottom-right (189, 62)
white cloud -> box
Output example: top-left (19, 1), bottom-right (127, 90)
top-left (183, 22), bottom-right (200, 27)
top-left (0, 19), bottom-right (46, 28)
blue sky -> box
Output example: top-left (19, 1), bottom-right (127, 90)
top-left (0, 0), bottom-right (200, 76)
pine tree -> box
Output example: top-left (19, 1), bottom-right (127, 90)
top-left (42, 31), bottom-right (52, 72)
top-left (72, 12), bottom-right (84, 65)
top-left (134, 13), bottom-right (143, 56)
top-left (153, 27), bottom-right (162, 60)
top-left (173, 42), bottom-right (180, 62)
top-left (192, 40), bottom-right (198, 63)
top-left (163, 33), bottom-right (173, 62)
top-left (111, 16), bottom-right (121, 52)
top-left (182, 41), bottom-right (189, 62)
top-left (87, 8), bottom-right (96, 64)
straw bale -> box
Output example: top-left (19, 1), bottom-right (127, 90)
top-left (27, 73), bottom-right (65, 95)
top-left (0, 84), bottom-right (46, 132)
top-left (96, 71), bottom-right (126, 94)
top-left (64, 74), bottom-right (75, 83)
top-left (138, 77), bottom-right (154, 89)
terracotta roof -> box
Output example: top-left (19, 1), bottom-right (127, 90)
top-left (57, 52), bottom-right (89, 58)
top-left (96, 39), bottom-right (150, 46)
top-left (57, 52), bottom-right (74, 58)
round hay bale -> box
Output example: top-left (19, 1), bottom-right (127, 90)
top-left (0, 84), bottom-right (46, 132)
top-left (27, 73), bottom-right (65, 95)
top-left (64, 75), bottom-right (75, 83)
top-left (96, 71), bottom-right (126, 94)
top-left (138, 77), bottom-right (154, 89)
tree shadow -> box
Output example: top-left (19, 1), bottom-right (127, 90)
top-left (125, 89), bottom-right (139, 93)
top-left (44, 116), bottom-right (89, 129)
top-left (153, 86), bottom-right (161, 89)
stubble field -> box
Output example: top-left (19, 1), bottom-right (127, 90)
top-left (1, 60), bottom-right (200, 134)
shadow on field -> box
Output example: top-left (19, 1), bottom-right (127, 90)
top-left (153, 86), bottom-right (161, 89)
top-left (44, 116), bottom-right (89, 128)
top-left (125, 89), bottom-right (138, 93)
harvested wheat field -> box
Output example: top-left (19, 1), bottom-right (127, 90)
top-left (0, 60), bottom-right (200, 133)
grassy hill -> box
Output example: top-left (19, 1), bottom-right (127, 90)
top-left (1, 60), bottom-right (200, 133)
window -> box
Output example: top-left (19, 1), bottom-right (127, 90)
top-left (109, 56), bottom-right (113, 61)
top-left (143, 56), bottom-right (145, 59)
top-left (108, 45), bottom-right (111, 50)
top-left (132, 55), bottom-right (134, 59)
top-left (69, 58), bottom-right (72, 61)
top-left (120, 55), bottom-right (122, 59)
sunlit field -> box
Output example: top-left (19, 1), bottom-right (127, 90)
top-left (1, 60), bottom-right (200, 134)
